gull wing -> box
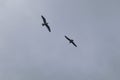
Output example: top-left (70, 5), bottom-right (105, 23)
top-left (65, 36), bottom-right (71, 41)
top-left (45, 24), bottom-right (51, 32)
top-left (71, 41), bottom-right (77, 47)
top-left (41, 15), bottom-right (47, 23)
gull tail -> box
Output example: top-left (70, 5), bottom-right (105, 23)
top-left (42, 23), bottom-right (45, 26)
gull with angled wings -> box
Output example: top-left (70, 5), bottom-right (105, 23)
top-left (41, 15), bottom-right (51, 32)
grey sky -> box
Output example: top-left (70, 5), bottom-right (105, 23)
top-left (0, 0), bottom-right (120, 80)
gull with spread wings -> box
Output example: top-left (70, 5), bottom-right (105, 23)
top-left (65, 35), bottom-right (77, 47)
top-left (41, 15), bottom-right (51, 32)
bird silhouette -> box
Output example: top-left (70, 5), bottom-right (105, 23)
top-left (65, 35), bottom-right (77, 47)
top-left (41, 15), bottom-right (51, 32)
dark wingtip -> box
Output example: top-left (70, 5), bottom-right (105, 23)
top-left (74, 43), bottom-right (77, 47)
top-left (73, 44), bottom-right (77, 47)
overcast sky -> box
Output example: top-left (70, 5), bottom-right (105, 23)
top-left (0, 0), bottom-right (120, 80)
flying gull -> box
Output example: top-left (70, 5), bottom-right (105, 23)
top-left (65, 35), bottom-right (77, 47)
top-left (41, 15), bottom-right (51, 32)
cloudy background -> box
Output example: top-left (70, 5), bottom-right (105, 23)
top-left (0, 0), bottom-right (120, 80)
